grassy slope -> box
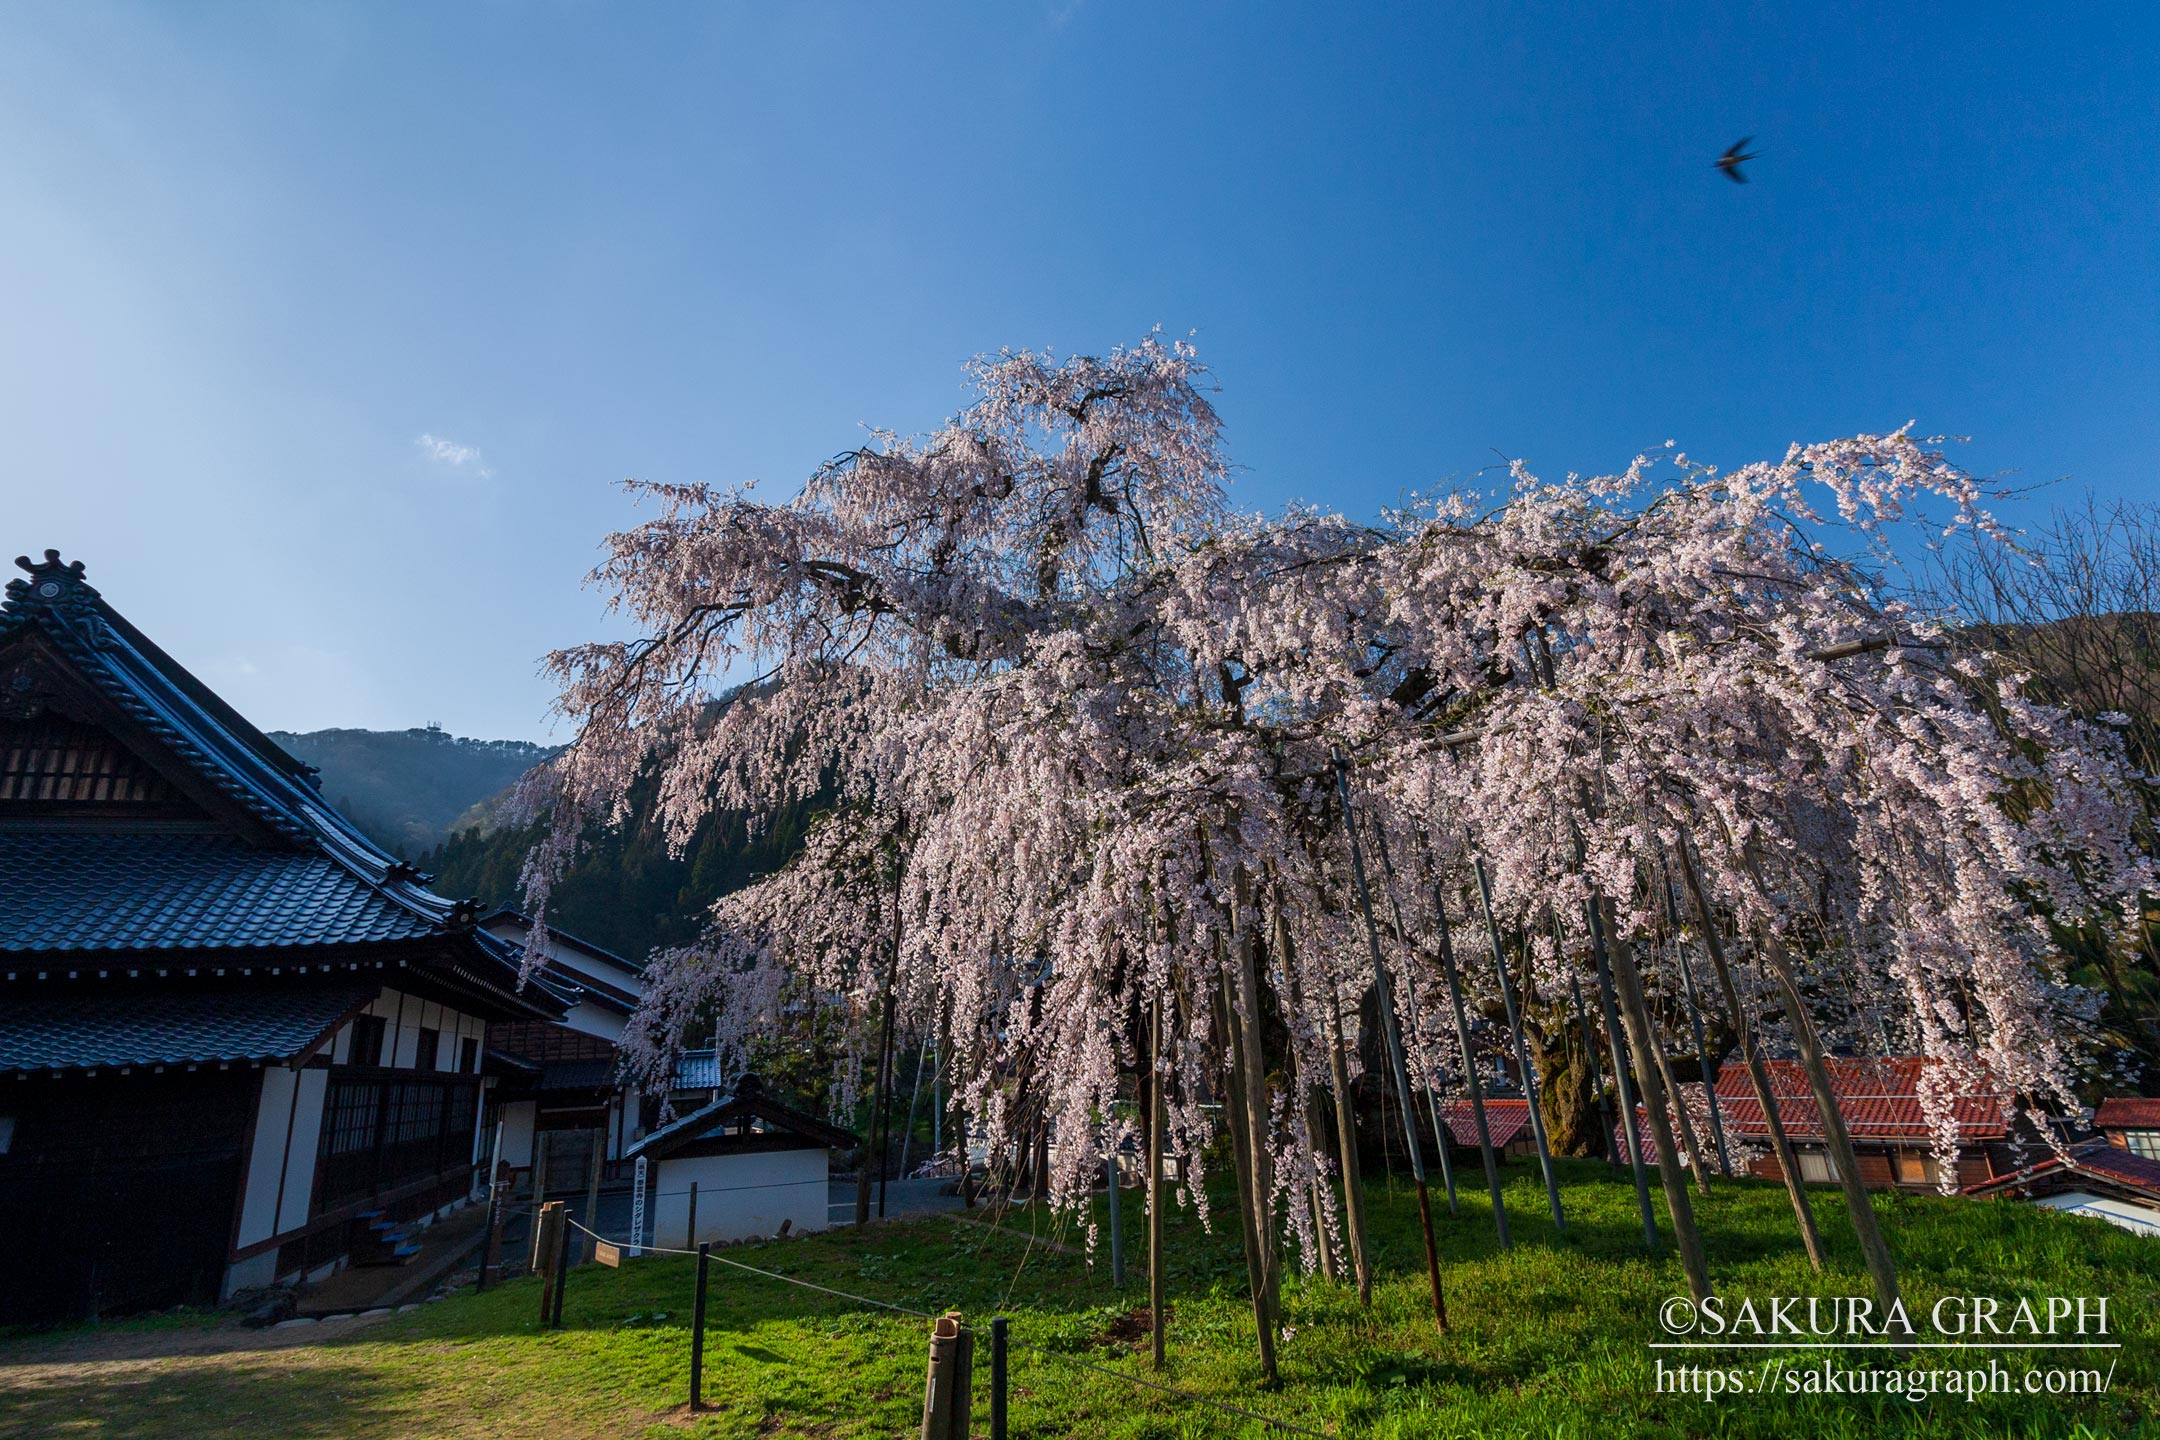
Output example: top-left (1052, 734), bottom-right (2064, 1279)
top-left (3, 1163), bottom-right (2153, 1439)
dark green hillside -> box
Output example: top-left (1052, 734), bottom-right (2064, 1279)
top-left (271, 725), bottom-right (557, 857)
top-left (420, 773), bottom-right (817, 966)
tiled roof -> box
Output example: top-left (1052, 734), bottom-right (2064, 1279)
top-left (0, 983), bottom-right (375, 1072)
top-left (0, 831), bottom-right (439, 953)
top-left (2094, 1097), bottom-right (2160, 1130)
top-left (628, 1074), bottom-right (858, 1159)
top-left (1438, 1098), bottom-right (1531, 1149)
top-left (672, 1048), bottom-right (722, 1093)
top-left (1965, 1139), bottom-right (2160, 1203)
top-left (1710, 1057), bottom-right (2009, 1142)
top-left (539, 1058), bottom-right (622, 1091)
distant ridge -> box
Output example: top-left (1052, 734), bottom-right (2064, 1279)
top-left (270, 725), bottom-right (557, 857)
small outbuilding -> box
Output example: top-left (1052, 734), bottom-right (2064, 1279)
top-left (626, 1074), bottom-right (857, 1249)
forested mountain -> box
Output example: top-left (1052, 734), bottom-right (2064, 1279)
top-left (270, 725), bottom-right (556, 856)
top-left (418, 774), bottom-right (818, 965)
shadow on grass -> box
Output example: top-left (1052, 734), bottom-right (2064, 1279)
top-left (0, 1357), bottom-right (413, 1440)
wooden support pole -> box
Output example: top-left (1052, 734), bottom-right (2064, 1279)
top-left (689, 1243), bottom-right (710, 1411)
top-left (1106, 1141), bottom-right (1124, 1287)
top-left (1601, 899), bottom-right (1713, 1303)
top-left (533, 1200), bottom-right (563, 1326)
top-left (1471, 858), bottom-right (1566, 1234)
top-left (1147, 995), bottom-right (1168, 1370)
top-left (1662, 871), bottom-right (1734, 1177)
top-left (920, 1311), bottom-right (973, 1440)
top-left (1429, 878), bottom-right (1510, 1248)
top-left (1584, 888), bottom-right (1660, 1252)
top-left (1271, 894), bottom-right (1343, 1282)
top-left (583, 1130), bottom-right (605, 1262)
top-left (686, 1181), bottom-right (699, 1251)
top-left (1334, 751), bottom-right (1448, 1335)
top-left (1672, 839), bottom-right (1826, 1271)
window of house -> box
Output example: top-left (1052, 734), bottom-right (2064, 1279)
top-left (1894, 1152), bottom-right (1938, 1186)
top-left (2127, 1130), bottom-right (2160, 1161)
top-left (416, 1027), bottom-right (441, 1073)
top-left (1797, 1151), bottom-right (1837, 1184)
top-left (346, 1014), bottom-right (388, 1068)
top-left (459, 1036), bottom-right (480, 1074)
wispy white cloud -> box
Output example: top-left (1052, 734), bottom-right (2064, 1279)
top-left (415, 432), bottom-right (494, 479)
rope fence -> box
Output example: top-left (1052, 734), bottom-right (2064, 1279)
top-left (556, 1214), bottom-right (1328, 1438)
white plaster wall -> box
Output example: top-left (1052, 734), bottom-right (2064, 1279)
top-left (500, 1100), bottom-right (538, 1168)
top-left (649, 1148), bottom-right (830, 1248)
top-left (233, 1068), bottom-right (298, 1251)
top-left (278, 1068), bottom-right (328, 1233)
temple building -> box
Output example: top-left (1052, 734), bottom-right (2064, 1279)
top-left (0, 550), bottom-right (577, 1323)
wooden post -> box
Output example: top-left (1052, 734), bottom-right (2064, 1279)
top-left (1334, 752), bottom-right (1448, 1335)
top-left (1428, 878), bottom-right (1510, 1248)
top-left (583, 1130), bottom-right (605, 1263)
top-left (685, 1181), bottom-right (699, 1251)
top-left (533, 1201), bottom-right (563, 1327)
top-left (1270, 893), bottom-right (1343, 1282)
top-left (990, 1316), bottom-right (1009, 1440)
top-left (1601, 899), bottom-right (1713, 1304)
top-left (1662, 872), bottom-right (1735, 1177)
top-left (481, 1160), bottom-right (509, 1288)
top-left (534, 1130), bottom-right (553, 1202)
top-left (1472, 858), bottom-right (1565, 1234)
top-left (689, 1243), bottom-right (710, 1411)
top-left (920, 1311), bottom-right (973, 1440)
top-left (1319, 958), bottom-right (1373, 1305)
top-left (1757, 923), bottom-right (1904, 1316)
top-left (1147, 996), bottom-right (1167, 1369)
top-left (550, 1206), bottom-right (571, 1327)
top-left (1105, 1142), bottom-right (1124, 1287)
top-left (1584, 890), bottom-right (1660, 1251)
top-left (1647, 1012), bottom-right (1713, 1197)
top-left (1672, 839), bottom-right (1826, 1271)
top-left (1214, 959), bottom-right (1278, 1382)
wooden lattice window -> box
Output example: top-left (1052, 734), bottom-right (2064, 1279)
top-left (0, 716), bottom-right (179, 806)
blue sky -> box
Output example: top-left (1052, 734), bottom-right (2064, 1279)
top-left (3, 3), bottom-right (2154, 739)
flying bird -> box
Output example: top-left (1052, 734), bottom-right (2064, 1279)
top-left (1716, 137), bottom-right (1759, 184)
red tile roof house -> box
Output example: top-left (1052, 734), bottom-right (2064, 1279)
top-left (1618, 1058), bottom-right (2014, 1191)
top-left (2093, 1097), bottom-right (2160, 1162)
top-left (1964, 1138), bottom-right (2160, 1238)
top-left (1436, 1098), bottom-right (1540, 1159)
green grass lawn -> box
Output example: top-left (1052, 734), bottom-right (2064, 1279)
top-left (3, 1161), bottom-right (2154, 1438)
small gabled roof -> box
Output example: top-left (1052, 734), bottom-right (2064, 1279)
top-left (1437, 1098), bottom-right (1531, 1149)
top-left (2094, 1097), bottom-right (2160, 1131)
top-left (1965, 1139), bottom-right (2160, 1206)
top-left (626, 1073), bottom-right (858, 1160)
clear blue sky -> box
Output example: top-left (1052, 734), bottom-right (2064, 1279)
top-left (4, 4), bottom-right (2154, 739)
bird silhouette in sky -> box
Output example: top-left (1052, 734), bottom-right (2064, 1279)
top-left (1716, 137), bottom-right (1759, 184)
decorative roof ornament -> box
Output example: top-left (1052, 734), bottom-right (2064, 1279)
top-left (6, 550), bottom-right (100, 615)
